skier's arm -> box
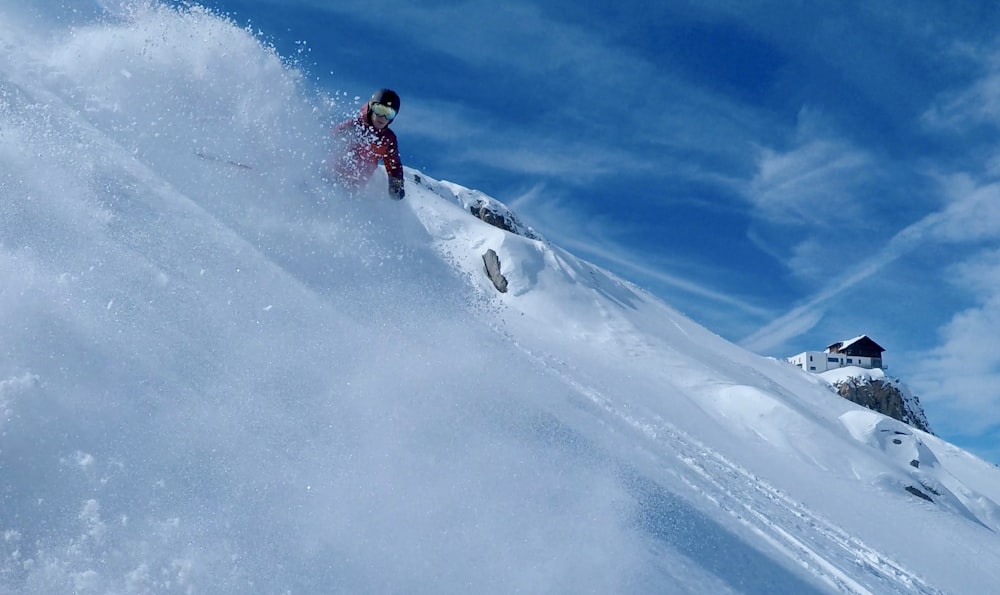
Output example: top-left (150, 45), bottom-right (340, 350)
top-left (388, 176), bottom-right (405, 200)
top-left (384, 135), bottom-right (404, 199)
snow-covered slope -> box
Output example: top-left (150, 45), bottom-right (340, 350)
top-left (405, 167), bottom-right (1000, 590)
top-left (2, 3), bottom-right (1000, 594)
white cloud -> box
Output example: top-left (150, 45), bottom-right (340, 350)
top-left (950, 247), bottom-right (1000, 296)
top-left (905, 244), bottom-right (1000, 435)
top-left (927, 174), bottom-right (1000, 243)
top-left (746, 110), bottom-right (876, 228)
top-left (923, 47), bottom-right (1000, 131)
top-left (910, 294), bottom-right (1000, 434)
top-left (750, 141), bottom-right (872, 226)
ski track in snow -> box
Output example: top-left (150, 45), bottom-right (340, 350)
top-left (506, 339), bottom-right (943, 595)
top-left (669, 435), bottom-right (943, 595)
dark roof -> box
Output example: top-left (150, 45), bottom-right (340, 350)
top-left (826, 335), bottom-right (885, 355)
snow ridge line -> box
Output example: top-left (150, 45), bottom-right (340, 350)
top-left (506, 339), bottom-right (942, 595)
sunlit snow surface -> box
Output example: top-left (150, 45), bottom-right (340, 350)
top-left (2, 3), bottom-right (1000, 593)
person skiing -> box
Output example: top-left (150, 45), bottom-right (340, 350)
top-left (329, 88), bottom-right (405, 200)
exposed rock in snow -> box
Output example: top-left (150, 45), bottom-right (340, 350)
top-left (821, 367), bottom-right (932, 433)
top-left (482, 248), bottom-right (508, 293)
top-left (410, 172), bottom-right (541, 239)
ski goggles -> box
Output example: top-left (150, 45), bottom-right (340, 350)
top-left (370, 102), bottom-right (397, 120)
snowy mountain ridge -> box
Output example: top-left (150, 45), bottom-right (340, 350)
top-left (405, 166), bottom-right (1000, 534)
top-left (3, 3), bottom-right (1000, 593)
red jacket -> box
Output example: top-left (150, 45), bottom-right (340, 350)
top-left (331, 103), bottom-right (403, 190)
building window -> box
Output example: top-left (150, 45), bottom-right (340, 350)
top-left (847, 358), bottom-right (853, 364)
top-left (828, 357), bottom-right (839, 363)
top-left (809, 366), bottom-right (816, 371)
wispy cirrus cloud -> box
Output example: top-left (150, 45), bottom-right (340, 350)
top-left (748, 139), bottom-right (874, 228)
top-left (743, 106), bottom-right (890, 226)
top-left (923, 48), bottom-right (1000, 132)
top-left (298, 0), bottom-right (776, 184)
top-left (737, 172), bottom-right (997, 355)
top-left (512, 185), bottom-right (774, 322)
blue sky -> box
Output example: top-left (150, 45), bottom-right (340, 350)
top-left (184, 1), bottom-right (1000, 460)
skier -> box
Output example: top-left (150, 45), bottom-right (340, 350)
top-left (329, 88), bottom-right (405, 200)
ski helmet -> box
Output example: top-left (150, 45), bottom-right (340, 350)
top-left (369, 88), bottom-right (400, 112)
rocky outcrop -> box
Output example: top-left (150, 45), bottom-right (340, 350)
top-left (482, 249), bottom-right (508, 293)
top-left (410, 173), bottom-right (532, 294)
top-left (831, 375), bottom-right (933, 434)
top-left (467, 197), bottom-right (541, 240)
top-left (413, 172), bottom-right (540, 239)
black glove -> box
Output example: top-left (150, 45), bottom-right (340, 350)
top-left (388, 176), bottom-right (405, 200)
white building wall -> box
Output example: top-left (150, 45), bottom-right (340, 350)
top-left (788, 351), bottom-right (824, 372)
top-left (787, 351), bottom-right (881, 372)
